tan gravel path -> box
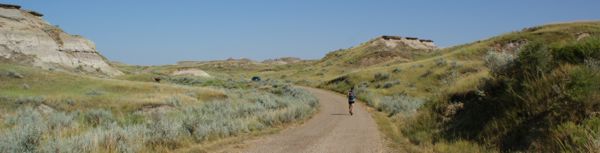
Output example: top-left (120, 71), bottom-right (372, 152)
top-left (218, 86), bottom-right (387, 153)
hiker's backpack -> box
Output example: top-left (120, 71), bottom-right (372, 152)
top-left (348, 91), bottom-right (356, 101)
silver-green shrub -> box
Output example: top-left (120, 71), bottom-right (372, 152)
top-left (0, 81), bottom-right (318, 152)
top-left (0, 108), bottom-right (47, 153)
top-left (354, 88), bottom-right (424, 117)
top-left (47, 112), bottom-right (75, 131)
top-left (146, 115), bottom-right (186, 148)
top-left (378, 95), bottom-right (424, 116)
top-left (484, 51), bottom-right (516, 75)
top-left (83, 109), bottom-right (114, 127)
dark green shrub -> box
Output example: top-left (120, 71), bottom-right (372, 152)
top-left (383, 82), bottom-right (394, 88)
top-left (374, 72), bottom-right (390, 81)
top-left (392, 68), bottom-right (402, 73)
top-left (515, 42), bottom-right (554, 77)
top-left (420, 70), bottom-right (433, 78)
top-left (382, 80), bottom-right (400, 89)
top-left (6, 70), bottom-right (24, 79)
top-left (434, 58), bottom-right (448, 67)
top-left (552, 37), bottom-right (600, 64)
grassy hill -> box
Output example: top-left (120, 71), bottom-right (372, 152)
top-left (255, 21), bottom-right (600, 152)
top-left (312, 21), bottom-right (600, 96)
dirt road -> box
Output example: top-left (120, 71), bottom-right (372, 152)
top-left (219, 86), bottom-right (387, 153)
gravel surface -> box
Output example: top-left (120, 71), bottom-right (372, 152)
top-left (218, 86), bottom-right (388, 153)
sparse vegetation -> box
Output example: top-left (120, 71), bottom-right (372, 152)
top-left (0, 63), bottom-right (318, 152)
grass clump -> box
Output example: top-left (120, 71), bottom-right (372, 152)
top-left (373, 72), bottom-right (390, 81)
top-left (14, 96), bottom-right (45, 106)
top-left (392, 67), bottom-right (402, 73)
top-left (356, 88), bottom-right (424, 117)
top-left (380, 80), bottom-right (400, 89)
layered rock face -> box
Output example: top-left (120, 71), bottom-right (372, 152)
top-left (262, 57), bottom-right (302, 65)
top-left (372, 35), bottom-right (436, 50)
top-left (0, 5), bottom-right (122, 76)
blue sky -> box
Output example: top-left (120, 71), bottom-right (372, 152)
top-left (6, 0), bottom-right (600, 65)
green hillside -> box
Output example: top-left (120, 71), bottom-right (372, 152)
top-left (156, 21), bottom-right (600, 152)
top-left (260, 21), bottom-right (600, 152)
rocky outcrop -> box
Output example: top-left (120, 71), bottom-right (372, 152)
top-left (262, 57), bottom-right (302, 65)
top-left (576, 32), bottom-right (591, 41)
top-left (0, 5), bottom-right (122, 76)
top-left (171, 68), bottom-right (211, 77)
top-left (491, 39), bottom-right (527, 55)
top-left (371, 35), bottom-right (437, 50)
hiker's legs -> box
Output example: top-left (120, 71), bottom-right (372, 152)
top-left (349, 103), bottom-right (354, 114)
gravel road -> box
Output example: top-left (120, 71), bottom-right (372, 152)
top-left (218, 86), bottom-right (387, 153)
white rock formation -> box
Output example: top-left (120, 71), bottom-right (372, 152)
top-left (262, 57), bottom-right (302, 65)
top-left (371, 36), bottom-right (437, 50)
top-left (171, 69), bottom-right (211, 77)
top-left (0, 6), bottom-right (122, 76)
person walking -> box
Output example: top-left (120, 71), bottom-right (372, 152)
top-left (348, 87), bottom-right (356, 116)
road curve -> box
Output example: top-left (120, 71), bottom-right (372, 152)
top-left (218, 86), bottom-right (387, 153)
